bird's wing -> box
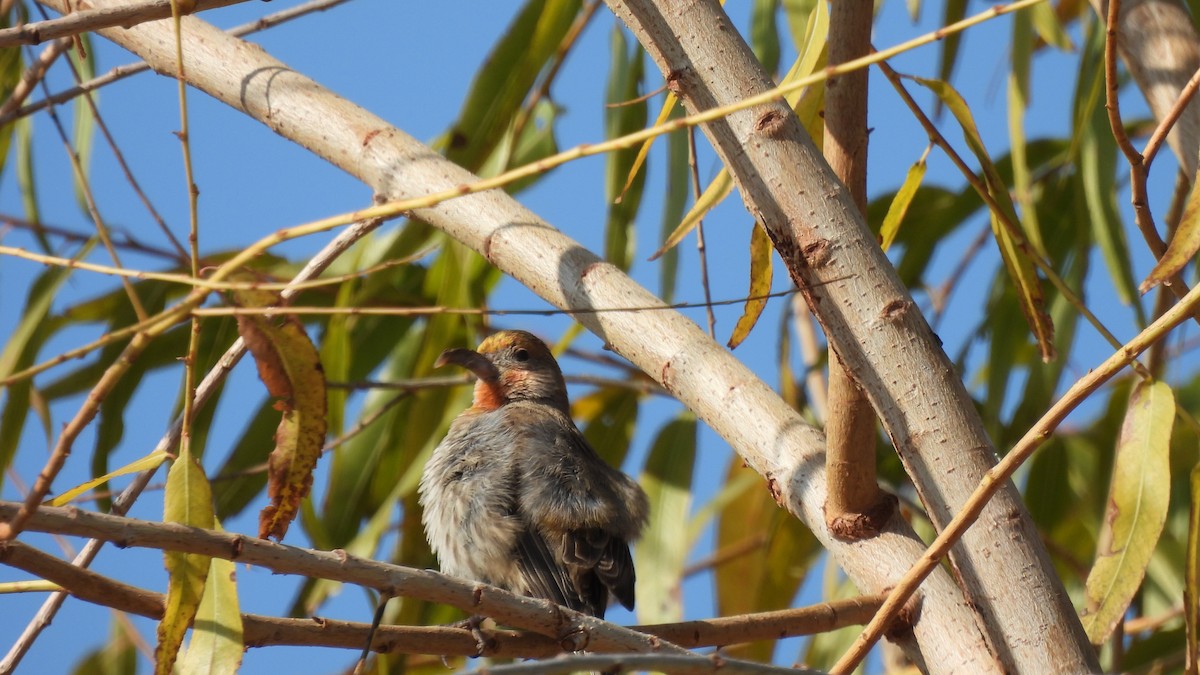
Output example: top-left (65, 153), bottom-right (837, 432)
top-left (514, 526), bottom-right (607, 618)
top-left (504, 403), bottom-right (647, 614)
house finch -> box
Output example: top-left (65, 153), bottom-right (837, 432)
top-left (419, 330), bottom-right (649, 620)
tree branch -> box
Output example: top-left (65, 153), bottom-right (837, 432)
top-left (0, 537), bottom-right (884, 658)
top-left (0, 0), bottom-right (248, 47)
top-left (604, 0), bottom-right (1094, 671)
top-left (0, 501), bottom-right (686, 657)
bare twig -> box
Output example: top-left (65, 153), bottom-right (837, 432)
top-left (0, 218), bottom-right (384, 672)
top-left (1, 0), bottom-right (248, 47)
top-left (0, 38), bottom-right (70, 119)
top-left (686, 127), bottom-right (716, 337)
top-left (0, 501), bottom-right (688, 656)
top-left (3, 0), bottom-right (351, 128)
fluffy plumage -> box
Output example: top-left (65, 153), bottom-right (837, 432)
top-left (418, 330), bottom-right (648, 618)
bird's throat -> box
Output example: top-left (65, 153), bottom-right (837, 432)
top-left (472, 378), bottom-right (507, 411)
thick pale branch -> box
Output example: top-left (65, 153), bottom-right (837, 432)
top-left (605, 0), bottom-right (1094, 672)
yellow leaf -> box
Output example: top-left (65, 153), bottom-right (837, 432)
top-left (879, 146), bottom-right (930, 252)
top-left (48, 450), bottom-right (169, 507)
top-left (1140, 174), bottom-right (1200, 294)
top-left (728, 223), bottom-right (774, 349)
top-left (1081, 380), bottom-right (1173, 643)
top-left (180, 520), bottom-right (243, 675)
top-left (915, 76), bottom-right (1055, 361)
top-left (157, 453), bottom-right (214, 675)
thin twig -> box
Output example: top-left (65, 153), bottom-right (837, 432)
top-left (33, 55), bottom-right (149, 323)
top-left (0, 0), bottom-right (351, 128)
top-left (0, 218), bottom-right (384, 672)
top-left (0, 213), bottom-right (184, 261)
top-left (0, 38), bottom-right (71, 119)
top-left (686, 127), bottom-right (716, 337)
top-left (0, 0), bottom-right (249, 47)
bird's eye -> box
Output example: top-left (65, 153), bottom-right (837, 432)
top-left (513, 348), bottom-right (530, 362)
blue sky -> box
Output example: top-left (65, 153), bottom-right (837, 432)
top-left (0, 0), bottom-right (1181, 672)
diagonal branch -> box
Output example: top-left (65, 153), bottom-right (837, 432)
top-left (605, 0), bottom-right (1094, 672)
top-left (0, 0), bottom-right (249, 47)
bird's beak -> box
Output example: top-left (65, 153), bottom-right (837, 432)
top-left (435, 348), bottom-right (500, 382)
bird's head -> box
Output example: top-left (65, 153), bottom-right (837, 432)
top-left (436, 330), bottom-right (569, 412)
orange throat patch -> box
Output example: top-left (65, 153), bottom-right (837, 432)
top-left (472, 379), bottom-right (506, 411)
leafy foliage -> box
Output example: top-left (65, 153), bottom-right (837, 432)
top-left (0, 1), bottom-right (1195, 673)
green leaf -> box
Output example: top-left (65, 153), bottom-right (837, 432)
top-left (0, 242), bottom-right (95, 482)
top-left (443, 0), bottom-right (582, 172)
top-left (69, 36), bottom-right (96, 216)
top-left (604, 27), bottom-right (647, 271)
top-left (574, 386), bottom-right (640, 468)
top-left (50, 450), bottom-right (169, 507)
top-left (636, 413), bottom-right (697, 624)
top-left (714, 460), bottom-right (819, 662)
top-left (879, 146), bottom-right (929, 252)
top-left (1030, 0), bottom-right (1074, 51)
top-left (658, 115), bottom-right (688, 302)
top-left (915, 76), bottom-right (1055, 361)
top-left (727, 223), bottom-right (774, 349)
top-left (180, 520), bottom-right (243, 674)
top-left (750, 0), bottom-right (781, 76)
top-left (157, 452), bottom-right (215, 675)
top-left (1082, 380), bottom-right (1174, 644)
top-left (1185, 461), bottom-right (1200, 669)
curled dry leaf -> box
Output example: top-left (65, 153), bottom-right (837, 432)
top-left (227, 283), bottom-right (327, 541)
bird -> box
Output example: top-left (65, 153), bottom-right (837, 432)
top-left (419, 330), bottom-right (649, 622)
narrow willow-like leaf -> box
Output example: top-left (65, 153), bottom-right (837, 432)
top-left (750, 0), bottom-right (781, 75)
top-left (1008, 8), bottom-right (1045, 255)
top-left (916, 76), bottom-right (1055, 361)
top-left (443, 0), bottom-right (582, 172)
top-left (658, 118), bottom-right (689, 302)
top-left (16, 118), bottom-right (44, 248)
top-left (604, 27), bottom-right (647, 271)
top-left (0, 29), bottom-right (20, 185)
top-left (906, 0), bottom-right (921, 21)
top-left (1030, 0), bottom-right (1074, 51)
top-left (936, 0), bottom-right (969, 88)
top-left (636, 414), bottom-right (697, 624)
top-left (650, 171), bottom-right (733, 262)
top-left (228, 285), bottom-right (328, 541)
top-left (1141, 178), bottom-right (1200, 294)
top-left (1186, 462), bottom-right (1200, 670)
top-left (157, 453), bottom-right (214, 675)
top-left (728, 223), bottom-right (774, 349)
top-left (179, 520), bottom-right (243, 675)
top-left (69, 35), bottom-right (96, 215)
top-left (49, 450), bottom-right (168, 506)
top-left (1075, 23), bottom-right (1141, 315)
top-left (879, 146), bottom-right (930, 252)
top-left (0, 242), bottom-right (94, 482)
top-left (1082, 380), bottom-right (1174, 643)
